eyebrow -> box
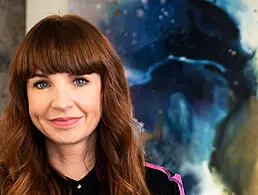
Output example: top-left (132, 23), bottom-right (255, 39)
top-left (32, 73), bottom-right (48, 78)
top-left (31, 73), bottom-right (88, 78)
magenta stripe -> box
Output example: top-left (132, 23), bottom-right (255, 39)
top-left (145, 162), bottom-right (167, 174)
top-left (144, 162), bottom-right (185, 195)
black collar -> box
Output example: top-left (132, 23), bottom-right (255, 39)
top-left (57, 166), bottom-right (101, 195)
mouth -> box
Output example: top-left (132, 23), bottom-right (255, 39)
top-left (49, 117), bottom-right (83, 128)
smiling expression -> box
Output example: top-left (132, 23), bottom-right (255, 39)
top-left (26, 71), bottom-right (102, 145)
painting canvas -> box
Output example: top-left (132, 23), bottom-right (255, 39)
top-left (68, 0), bottom-right (258, 194)
top-left (0, 0), bottom-right (25, 112)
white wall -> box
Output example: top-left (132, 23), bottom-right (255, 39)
top-left (26, 0), bottom-right (69, 33)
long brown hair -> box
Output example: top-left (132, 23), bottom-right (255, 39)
top-left (0, 14), bottom-right (150, 195)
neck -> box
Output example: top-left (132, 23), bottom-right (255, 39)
top-left (46, 132), bottom-right (97, 181)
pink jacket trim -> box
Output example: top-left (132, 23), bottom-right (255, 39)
top-left (145, 162), bottom-right (185, 195)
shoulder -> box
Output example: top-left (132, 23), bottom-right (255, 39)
top-left (144, 162), bottom-right (185, 195)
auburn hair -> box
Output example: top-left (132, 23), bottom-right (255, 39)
top-left (0, 14), bottom-right (150, 195)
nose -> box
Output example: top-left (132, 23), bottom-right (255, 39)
top-left (51, 87), bottom-right (73, 111)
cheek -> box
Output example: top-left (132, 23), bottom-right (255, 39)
top-left (76, 90), bottom-right (102, 113)
top-left (27, 91), bottom-right (48, 117)
top-left (28, 103), bottom-right (44, 120)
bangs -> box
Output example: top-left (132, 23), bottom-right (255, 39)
top-left (24, 15), bottom-right (108, 78)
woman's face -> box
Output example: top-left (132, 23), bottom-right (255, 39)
top-left (27, 71), bottom-right (102, 145)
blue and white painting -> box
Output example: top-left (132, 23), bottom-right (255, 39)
top-left (69, 0), bottom-right (258, 194)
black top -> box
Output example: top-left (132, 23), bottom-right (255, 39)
top-left (58, 163), bottom-right (185, 195)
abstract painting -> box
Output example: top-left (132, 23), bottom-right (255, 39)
top-left (69, 0), bottom-right (258, 194)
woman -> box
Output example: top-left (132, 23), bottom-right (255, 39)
top-left (0, 14), bottom-right (184, 195)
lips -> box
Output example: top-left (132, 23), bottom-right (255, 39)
top-left (49, 117), bottom-right (82, 127)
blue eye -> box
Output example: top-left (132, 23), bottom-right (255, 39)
top-left (34, 80), bottom-right (50, 89)
top-left (73, 77), bottom-right (89, 86)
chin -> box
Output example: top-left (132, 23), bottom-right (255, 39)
top-left (45, 133), bottom-right (85, 145)
top-left (54, 139), bottom-right (80, 145)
